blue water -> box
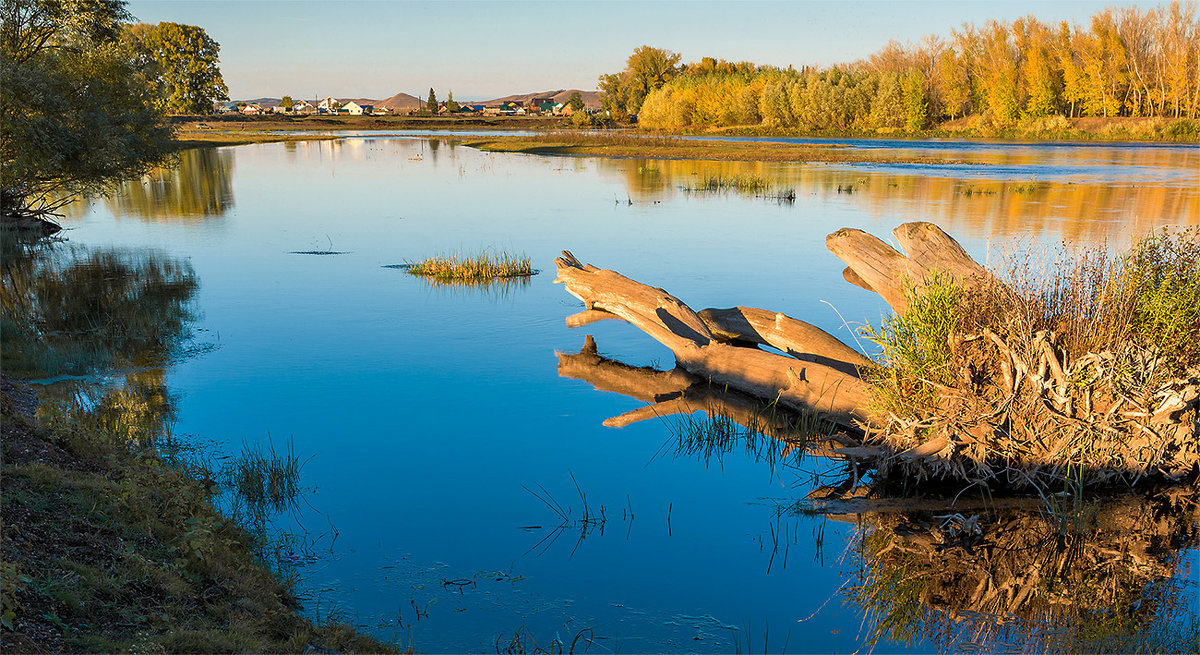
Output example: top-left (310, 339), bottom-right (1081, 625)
top-left (56, 136), bottom-right (1199, 652)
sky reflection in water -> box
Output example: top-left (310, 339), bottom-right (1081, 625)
top-left (54, 136), bottom-right (1199, 652)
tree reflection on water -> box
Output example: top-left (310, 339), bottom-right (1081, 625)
top-left (827, 489), bottom-right (1199, 652)
top-left (1, 243), bottom-right (199, 379)
top-left (104, 148), bottom-right (235, 220)
top-left (556, 334), bottom-right (1199, 653)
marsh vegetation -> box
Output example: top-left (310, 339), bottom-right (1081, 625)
top-left (403, 250), bottom-right (533, 281)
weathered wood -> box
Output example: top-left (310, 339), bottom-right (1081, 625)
top-left (826, 221), bottom-right (993, 313)
top-left (842, 267), bottom-right (874, 292)
top-left (555, 251), bottom-right (878, 429)
top-left (697, 306), bottom-right (874, 377)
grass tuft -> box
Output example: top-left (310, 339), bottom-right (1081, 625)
top-left (405, 250), bottom-right (533, 281)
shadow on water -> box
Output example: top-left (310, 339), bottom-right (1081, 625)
top-left (557, 334), bottom-right (1200, 653)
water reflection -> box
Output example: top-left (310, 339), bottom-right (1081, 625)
top-left (598, 157), bottom-right (1199, 244)
top-left (558, 335), bottom-right (1199, 651)
top-left (558, 336), bottom-right (828, 472)
top-left (0, 244), bottom-right (199, 378)
top-left (829, 489), bottom-right (1199, 653)
top-left (53, 148), bottom-right (236, 221)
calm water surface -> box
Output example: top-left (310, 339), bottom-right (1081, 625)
top-left (52, 136), bottom-right (1198, 652)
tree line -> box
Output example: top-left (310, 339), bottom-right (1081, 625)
top-left (603, 1), bottom-right (1199, 132)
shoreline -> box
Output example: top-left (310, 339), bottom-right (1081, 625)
top-left (170, 113), bottom-right (1199, 145)
top-left (0, 375), bottom-right (398, 653)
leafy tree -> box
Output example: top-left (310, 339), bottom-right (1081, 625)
top-left (569, 91), bottom-right (584, 112)
top-left (1, 0), bottom-right (174, 222)
top-left (426, 88), bottom-right (437, 113)
top-left (123, 21), bottom-right (227, 114)
top-left (446, 90), bottom-right (459, 113)
top-left (599, 45), bottom-right (681, 120)
top-left (901, 68), bottom-right (929, 131)
top-left (280, 95), bottom-right (294, 110)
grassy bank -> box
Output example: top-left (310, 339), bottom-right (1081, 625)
top-left (172, 130), bottom-right (340, 148)
top-left (0, 377), bottom-right (397, 653)
top-left (460, 132), bottom-right (966, 165)
top-left (663, 115), bottom-right (1199, 144)
top-left (0, 242), bottom-right (395, 652)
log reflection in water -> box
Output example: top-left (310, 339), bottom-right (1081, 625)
top-left (829, 489), bottom-right (1199, 653)
top-left (557, 336), bottom-right (841, 469)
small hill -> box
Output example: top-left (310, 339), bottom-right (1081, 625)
top-left (483, 89), bottom-right (600, 108)
top-left (378, 91), bottom-right (424, 111)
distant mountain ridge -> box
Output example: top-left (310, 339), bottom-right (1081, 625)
top-left (233, 88), bottom-right (601, 109)
top-left (482, 89), bottom-right (600, 108)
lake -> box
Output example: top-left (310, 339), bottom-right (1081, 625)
top-left (46, 135), bottom-right (1200, 652)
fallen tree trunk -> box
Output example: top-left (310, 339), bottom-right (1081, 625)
top-left (554, 251), bottom-right (876, 429)
top-left (698, 306), bottom-right (873, 377)
top-left (555, 221), bottom-right (1199, 491)
top-left (826, 222), bottom-right (993, 313)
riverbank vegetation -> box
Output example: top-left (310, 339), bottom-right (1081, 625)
top-left (0, 1), bottom-right (227, 232)
top-left (860, 228), bottom-right (1199, 489)
top-left (602, 1), bottom-right (1200, 139)
top-left (0, 379), bottom-right (396, 653)
top-left (0, 241), bottom-right (396, 651)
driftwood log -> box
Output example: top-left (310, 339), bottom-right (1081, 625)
top-left (554, 251), bottom-right (875, 429)
top-left (555, 221), bottom-right (1200, 490)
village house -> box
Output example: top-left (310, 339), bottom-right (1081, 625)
top-left (317, 97), bottom-right (340, 114)
top-left (239, 103), bottom-right (262, 115)
top-left (529, 98), bottom-right (555, 114)
top-left (341, 101), bottom-right (373, 115)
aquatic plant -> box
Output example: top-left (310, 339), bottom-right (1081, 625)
top-left (404, 250), bottom-right (533, 281)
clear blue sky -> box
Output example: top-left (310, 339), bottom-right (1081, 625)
top-left (126, 0), bottom-right (1167, 101)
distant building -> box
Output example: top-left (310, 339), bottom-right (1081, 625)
top-left (341, 102), bottom-right (373, 115)
top-left (530, 98), bottom-right (555, 114)
top-left (240, 103), bottom-right (262, 115)
top-left (317, 97), bottom-right (340, 113)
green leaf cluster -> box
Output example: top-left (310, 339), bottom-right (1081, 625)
top-left (121, 21), bottom-right (228, 114)
top-left (1, 0), bottom-right (174, 215)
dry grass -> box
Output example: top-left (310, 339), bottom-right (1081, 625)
top-left (860, 229), bottom-right (1200, 489)
top-left (460, 132), bottom-right (963, 165)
